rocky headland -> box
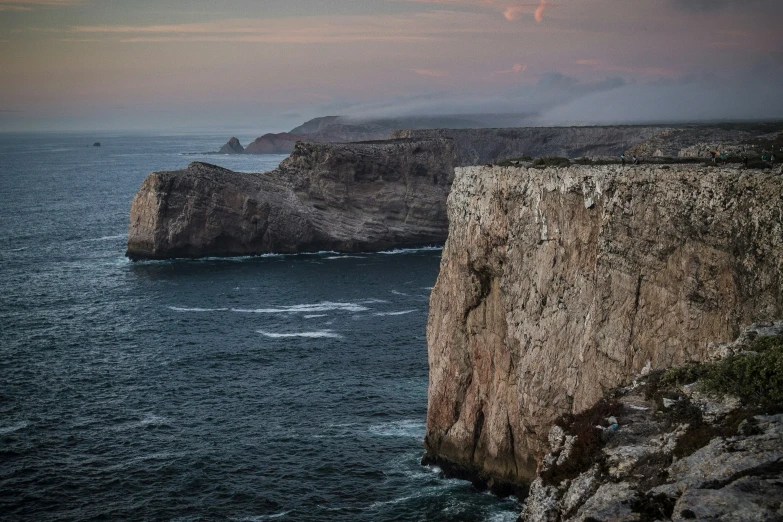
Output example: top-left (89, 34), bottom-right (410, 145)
top-left (423, 163), bottom-right (783, 496)
top-left (126, 138), bottom-right (454, 259)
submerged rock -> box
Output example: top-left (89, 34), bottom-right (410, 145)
top-left (126, 138), bottom-right (455, 259)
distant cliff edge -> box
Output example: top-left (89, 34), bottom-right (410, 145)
top-left (424, 164), bottom-right (783, 492)
top-left (126, 138), bottom-right (454, 260)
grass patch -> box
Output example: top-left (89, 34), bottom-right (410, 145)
top-left (532, 156), bottom-right (571, 168)
top-left (495, 155), bottom-right (532, 166)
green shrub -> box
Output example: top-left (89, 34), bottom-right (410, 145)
top-left (532, 156), bottom-right (571, 168)
top-left (663, 335), bottom-right (783, 410)
top-left (495, 155), bottom-right (532, 167)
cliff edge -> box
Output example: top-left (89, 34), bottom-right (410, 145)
top-left (424, 164), bottom-right (783, 490)
top-left (126, 138), bottom-right (454, 259)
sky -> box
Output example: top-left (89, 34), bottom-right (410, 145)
top-left (1, 0), bottom-right (782, 132)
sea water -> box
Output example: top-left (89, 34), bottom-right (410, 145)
top-left (0, 133), bottom-right (519, 521)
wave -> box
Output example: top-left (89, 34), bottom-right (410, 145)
top-left (7, 247), bottom-right (28, 252)
top-left (390, 290), bottom-right (408, 296)
top-left (304, 314), bottom-right (328, 319)
top-left (373, 310), bottom-right (417, 316)
top-left (239, 512), bottom-right (291, 521)
top-left (257, 330), bottom-right (343, 339)
top-left (368, 419), bottom-right (425, 438)
top-left (0, 421), bottom-right (28, 434)
top-left (84, 234), bottom-right (128, 242)
top-left (324, 255), bottom-right (367, 260)
top-left (233, 302), bottom-right (368, 314)
top-left (377, 246), bottom-right (443, 255)
top-left (169, 307), bottom-right (228, 312)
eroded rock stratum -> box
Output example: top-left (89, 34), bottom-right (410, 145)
top-left (126, 138), bottom-right (454, 259)
top-left (424, 164), bottom-right (783, 490)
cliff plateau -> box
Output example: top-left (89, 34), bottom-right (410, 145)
top-left (126, 138), bottom-right (454, 259)
top-left (424, 164), bottom-right (783, 490)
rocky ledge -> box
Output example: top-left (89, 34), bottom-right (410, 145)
top-left (522, 322), bottom-right (783, 521)
top-left (126, 138), bottom-right (454, 259)
top-left (424, 164), bottom-right (783, 492)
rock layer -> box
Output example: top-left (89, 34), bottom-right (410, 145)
top-left (424, 164), bottom-right (783, 489)
top-left (126, 138), bottom-right (454, 259)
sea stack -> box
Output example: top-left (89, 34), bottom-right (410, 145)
top-left (218, 137), bottom-right (244, 154)
top-left (424, 164), bottom-right (783, 490)
top-left (126, 138), bottom-right (455, 259)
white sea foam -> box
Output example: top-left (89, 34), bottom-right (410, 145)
top-left (169, 306), bottom-right (228, 312)
top-left (324, 255), bottom-right (366, 260)
top-left (257, 330), bottom-right (343, 339)
top-left (8, 247), bottom-right (28, 252)
top-left (486, 511), bottom-right (522, 522)
top-left (373, 310), bottom-right (417, 316)
top-left (390, 290), bottom-right (408, 296)
top-left (84, 234), bottom-right (128, 242)
top-left (233, 301), bottom-right (368, 314)
top-left (238, 511), bottom-right (291, 521)
top-left (377, 246), bottom-right (443, 255)
top-left (304, 314), bottom-right (328, 319)
top-left (0, 421), bottom-right (28, 434)
top-left (368, 419), bottom-right (425, 438)
top-left (139, 414), bottom-right (170, 427)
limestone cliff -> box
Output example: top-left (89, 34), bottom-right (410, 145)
top-left (424, 164), bottom-right (783, 490)
top-left (392, 127), bottom-right (667, 165)
top-left (126, 138), bottom-right (454, 259)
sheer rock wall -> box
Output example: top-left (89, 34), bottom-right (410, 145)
top-left (424, 164), bottom-right (783, 489)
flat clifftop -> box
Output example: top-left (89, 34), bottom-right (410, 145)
top-left (126, 138), bottom-right (454, 259)
top-left (424, 164), bottom-right (783, 490)
top-left (392, 126), bottom-right (667, 165)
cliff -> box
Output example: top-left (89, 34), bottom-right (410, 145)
top-left (522, 322), bottom-right (783, 521)
top-left (424, 164), bottom-right (783, 491)
top-left (392, 126), bottom-right (667, 165)
top-left (243, 132), bottom-right (311, 154)
top-left (126, 138), bottom-right (454, 259)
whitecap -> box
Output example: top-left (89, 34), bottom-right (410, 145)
top-left (373, 310), bottom-right (417, 316)
top-left (0, 421), bottom-right (28, 434)
top-left (237, 511), bottom-right (291, 521)
top-left (368, 419), bottom-right (425, 438)
top-left (486, 511), bottom-right (523, 522)
top-left (377, 246), bottom-right (443, 254)
top-left (8, 247), bottom-right (28, 252)
top-left (304, 314), bottom-right (328, 319)
top-left (323, 255), bottom-right (366, 260)
top-left (84, 234), bottom-right (128, 242)
top-left (233, 301), bottom-right (368, 314)
top-left (169, 306), bottom-right (228, 312)
top-left (391, 290), bottom-right (408, 296)
top-left (257, 330), bottom-right (343, 339)
top-left (139, 414), bottom-right (170, 427)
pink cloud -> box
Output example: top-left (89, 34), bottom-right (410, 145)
top-left (534, 0), bottom-right (547, 22)
top-left (494, 63), bottom-right (527, 74)
top-left (0, 0), bottom-right (83, 8)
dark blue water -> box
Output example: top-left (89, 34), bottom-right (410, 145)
top-left (0, 134), bottom-right (519, 521)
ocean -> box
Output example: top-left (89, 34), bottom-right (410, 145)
top-left (0, 133), bottom-right (519, 521)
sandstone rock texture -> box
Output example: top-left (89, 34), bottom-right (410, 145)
top-left (424, 164), bottom-right (783, 489)
top-left (218, 137), bottom-right (244, 154)
top-left (126, 138), bottom-right (454, 259)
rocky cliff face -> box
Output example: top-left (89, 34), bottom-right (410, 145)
top-left (392, 127), bottom-right (667, 165)
top-left (424, 164), bottom-right (783, 490)
top-left (126, 138), bottom-right (454, 259)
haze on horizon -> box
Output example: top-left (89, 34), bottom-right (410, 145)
top-left (1, 0), bottom-right (782, 133)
